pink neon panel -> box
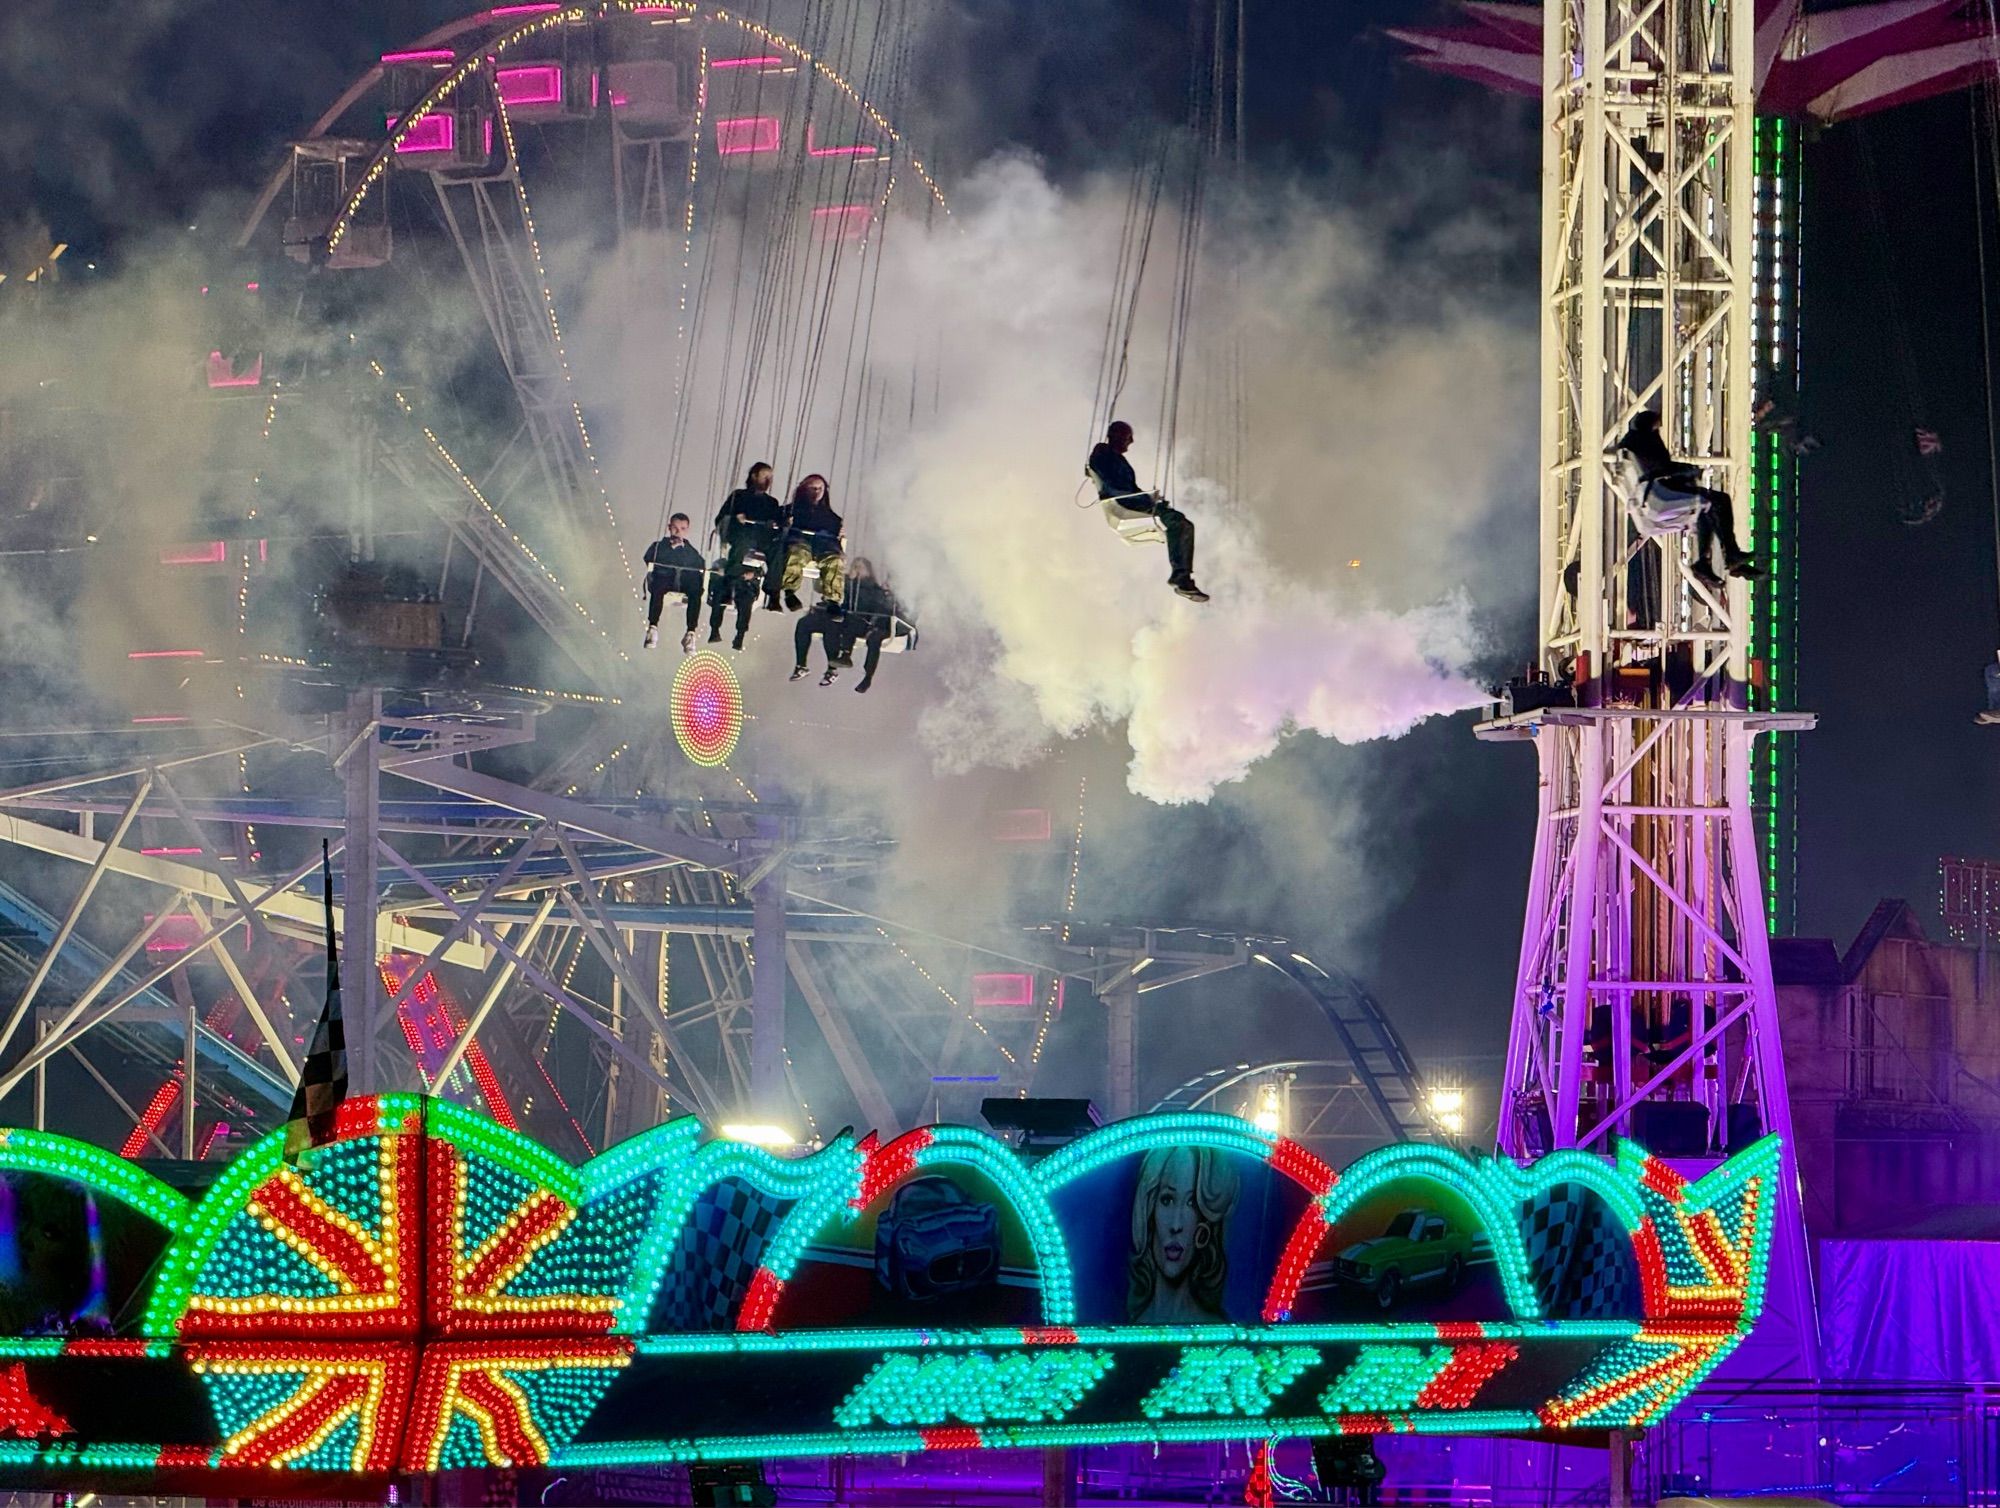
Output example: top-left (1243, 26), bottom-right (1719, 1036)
top-left (131, 715), bottom-right (189, 725)
top-left (206, 351), bottom-right (262, 389)
top-left (160, 541), bottom-right (227, 566)
top-left (392, 112), bottom-right (455, 155)
top-left (807, 122), bottom-right (878, 158)
top-left (992, 808), bottom-right (1053, 843)
top-left (973, 972), bottom-right (1036, 1009)
top-left (381, 48), bottom-right (456, 65)
top-left (128, 650), bottom-right (205, 660)
top-left (496, 63), bottom-right (562, 106)
top-left (488, 3), bottom-right (560, 15)
top-left (711, 54), bottom-right (785, 70)
top-left (811, 204), bottom-right (873, 241)
top-left (141, 847), bottom-right (204, 856)
top-left (714, 115), bottom-right (782, 155)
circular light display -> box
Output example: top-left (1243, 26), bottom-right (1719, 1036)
top-left (671, 651), bottom-right (744, 767)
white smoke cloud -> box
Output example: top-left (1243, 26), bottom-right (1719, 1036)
top-left (858, 154), bottom-right (1502, 803)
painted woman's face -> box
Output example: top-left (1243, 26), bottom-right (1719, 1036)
top-left (1151, 1149), bottom-right (1198, 1282)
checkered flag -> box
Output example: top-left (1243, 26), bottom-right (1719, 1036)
top-left (283, 840), bottom-right (348, 1166)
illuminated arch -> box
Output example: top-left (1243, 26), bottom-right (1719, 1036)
top-left (1028, 1113), bottom-right (1279, 1194)
top-left (1261, 1143), bottom-right (1547, 1324)
top-left (752, 1125), bottom-right (1076, 1331)
top-left (0, 1126), bottom-right (190, 1234)
top-left (324, 0), bottom-right (947, 261)
top-left (609, 1131), bottom-right (863, 1334)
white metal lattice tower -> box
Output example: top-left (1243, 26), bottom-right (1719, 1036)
top-left (1479, 0), bottom-right (1818, 1376)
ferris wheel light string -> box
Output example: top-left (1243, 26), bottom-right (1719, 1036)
top-left (1028, 775), bottom-right (1088, 1073)
top-left (367, 361), bottom-right (619, 648)
top-left (874, 926), bottom-right (1017, 1065)
top-left (490, 83), bottom-right (637, 592)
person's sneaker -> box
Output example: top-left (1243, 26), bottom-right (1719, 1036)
top-left (854, 676), bottom-right (873, 694)
top-left (707, 628), bottom-right (722, 644)
top-left (762, 594), bottom-right (781, 613)
top-left (784, 590), bottom-right (804, 613)
top-left (1726, 554), bottom-right (1766, 580)
top-left (680, 631), bottom-right (695, 653)
top-left (731, 631), bottom-right (746, 651)
top-left (643, 625), bottom-right (659, 650)
top-left (1173, 579), bottom-right (1211, 603)
top-left (820, 667), bottom-right (839, 686)
top-left (1689, 561), bottom-right (1724, 593)
top-left (790, 665), bottom-right (808, 681)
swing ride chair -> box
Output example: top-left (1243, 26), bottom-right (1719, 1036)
top-left (1610, 449), bottom-right (1734, 616)
top-left (1082, 466), bottom-right (1169, 547)
top-left (691, 542), bottom-right (917, 653)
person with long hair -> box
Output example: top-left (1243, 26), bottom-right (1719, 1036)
top-left (764, 473), bottom-right (845, 613)
top-left (1126, 1145), bottom-right (1240, 1323)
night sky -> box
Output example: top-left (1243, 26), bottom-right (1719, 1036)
top-left (4, 0), bottom-right (1996, 1076)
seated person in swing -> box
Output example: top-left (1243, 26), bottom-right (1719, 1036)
top-left (707, 462), bottom-right (783, 649)
top-left (790, 556), bottom-right (911, 691)
top-left (641, 512), bottom-right (707, 652)
top-left (1087, 420), bottom-right (1208, 602)
top-left (1612, 410), bottom-right (1765, 592)
top-left (764, 473), bottom-right (844, 613)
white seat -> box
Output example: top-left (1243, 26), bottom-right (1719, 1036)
top-left (1085, 467), bottom-right (1167, 546)
top-left (1616, 451), bottom-right (1702, 540)
top-left (876, 616), bottom-right (917, 654)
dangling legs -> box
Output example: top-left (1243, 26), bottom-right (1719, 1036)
top-left (1696, 487), bottom-right (1762, 578)
top-left (854, 627), bottom-right (887, 693)
top-left (1154, 502), bottom-right (1207, 601)
top-left (791, 612), bottom-right (815, 679)
top-left (644, 584), bottom-right (667, 649)
top-left (681, 575), bottom-right (703, 651)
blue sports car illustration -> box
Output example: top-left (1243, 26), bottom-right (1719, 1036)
top-left (873, 1177), bottom-right (1002, 1302)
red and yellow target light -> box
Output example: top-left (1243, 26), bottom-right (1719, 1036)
top-left (671, 650), bottom-right (743, 766)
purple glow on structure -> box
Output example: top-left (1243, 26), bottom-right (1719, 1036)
top-left (496, 63), bottom-right (562, 106)
top-left (143, 914), bottom-right (203, 951)
top-left (711, 54), bottom-right (785, 70)
top-left (140, 847), bottom-right (204, 857)
top-left (206, 351), bottom-right (262, 389)
top-left (159, 542), bottom-right (227, 566)
top-left (972, 972), bottom-right (1035, 1009)
top-left (128, 650), bottom-right (205, 661)
top-left (810, 203), bottom-right (873, 240)
top-left (714, 115), bottom-right (782, 154)
top-left (487, 3), bottom-right (560, 16)
top-left (391, 112), bottom-right (455, 155)
top-left (380, 48), bottom-right (457, 66)
top-left (587, 75), bottom-right (630, 107)
top-left (131, 716), bottom-right (190, 727)
top-left (807, 122), bottom-right (878, 158)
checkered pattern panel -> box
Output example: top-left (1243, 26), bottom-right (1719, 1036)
top-left (652, 1178), bottom-right (791, 1332)
top-left (1519, 1181), bottom-right (1637, 1319)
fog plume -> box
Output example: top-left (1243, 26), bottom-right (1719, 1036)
top-left (848, 156), bottom-right (1507, 802)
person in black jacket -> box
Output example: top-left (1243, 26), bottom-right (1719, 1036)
top-left (707, 463), bottom-right (782, 649)
top-left (763, 474), bottom-right (844, 613)
top-left (790, 557), bottom-right (911, 690)
top-left (1612, 410), bottom-right (1764, 592)
top-left (641, 513), bottom-right (707, 651)
top-left (1088, 421), bottom-right (1207, 602)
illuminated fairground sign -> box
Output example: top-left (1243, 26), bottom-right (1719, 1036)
top-left (0, 1097), bottom-right (1773, 1491)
